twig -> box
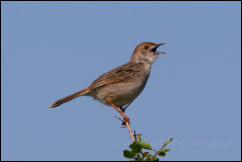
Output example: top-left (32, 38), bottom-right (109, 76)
top-left (114, 116), bottom-right (135, 142)
top-left (126, 121), bottom-right (135, 142)
top-left (154, 137), bottom-right (173, 157)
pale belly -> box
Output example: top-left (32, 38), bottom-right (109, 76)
top-left (92, 78), bottom-right (148, 107)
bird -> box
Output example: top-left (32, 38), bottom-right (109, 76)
top-left (49, 42), bottom-right (166, 125)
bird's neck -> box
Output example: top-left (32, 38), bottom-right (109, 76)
top-left (129, 51), bottom-right (158, 65)
top-left (128, 59), bottom-right (152, 74)
top-left (129, 57), bottom-right (153, 65)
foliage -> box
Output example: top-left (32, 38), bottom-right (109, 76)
top-left (123, 134), bottom-right (173, 161)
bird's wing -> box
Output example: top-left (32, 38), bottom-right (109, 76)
top-left (88, 62), bottom-right (143, 90)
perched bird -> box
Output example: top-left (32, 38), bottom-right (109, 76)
top-left (49, 42), bottom-right (166, 125)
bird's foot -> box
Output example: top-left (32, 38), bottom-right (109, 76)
top-left (115, 115), bottom-right (130, 128)
top-left (121, 107), bottom-right (126, 113)
top-left (121, 116), bottom-right (130, 128)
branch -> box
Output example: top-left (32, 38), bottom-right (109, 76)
top-left (114, 116), bottom-right (135, 142)
top-left (126, 121), bottom-right (135, 142)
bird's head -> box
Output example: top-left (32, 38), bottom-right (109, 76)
top-left (130, 42), bottom-right (166, 64)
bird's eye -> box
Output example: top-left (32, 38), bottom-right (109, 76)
top-left (144, 46), bottom-right (149, 50)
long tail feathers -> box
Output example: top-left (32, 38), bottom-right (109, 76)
top-left (49, 88), bottom-right (89, 108)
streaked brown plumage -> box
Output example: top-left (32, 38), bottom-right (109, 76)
top-left (49, 42), bottom-right (165, 124)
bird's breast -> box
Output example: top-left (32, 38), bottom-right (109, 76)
top-left (94, 72), bottom-right (150, 107)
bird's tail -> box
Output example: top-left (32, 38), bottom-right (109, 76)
top-left (49, 88), bottom-right (90, 108)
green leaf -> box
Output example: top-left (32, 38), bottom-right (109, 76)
top-left (135, 157), bottom-right (145, 161)
top-left (142, 152), bottom-right (151, 158)
top-left (130, 142), bottom-right (142, 153)
top-left (151, 156), bottom-right (159, 161)
top-left (157, 148), bottom-right (171, 157)
top-left (136, 133), bottom-right (142, 142)
top-left (158, 150), bottom-right (166, 157)
top-left (145, 157), bottom-right (152, 161)
top-left (139, 141), bottom-right (153, 150)
top-left (162, 148), bottom-right (171, 152)
top-left (161, 138), bottom-right (173, 149)
top-left (123, 149), bottom-right (137, 159)
top-left (158, 148), bottom-right (170, 157)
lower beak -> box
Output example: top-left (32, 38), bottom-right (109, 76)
top-left (158, 51), bottom-right (166, 54)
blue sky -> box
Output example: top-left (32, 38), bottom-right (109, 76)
top-left (1, 1), bottom-right (241, 161)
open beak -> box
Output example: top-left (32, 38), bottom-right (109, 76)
top-left (156, 43), bottom-right (166, 54)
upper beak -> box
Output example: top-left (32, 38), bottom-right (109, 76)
top-left (156, 43), bottom-right (165, 47)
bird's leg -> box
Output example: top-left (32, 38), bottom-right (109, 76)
top-left (106, 97), bottom-right (130, 126)
top-left (119, 106), bottom-right (125, 113)
top-left (120, 103), bottom-right (132, 113)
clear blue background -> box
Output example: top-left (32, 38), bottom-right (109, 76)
top-left (1, 2), bottom-right (241, 161)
